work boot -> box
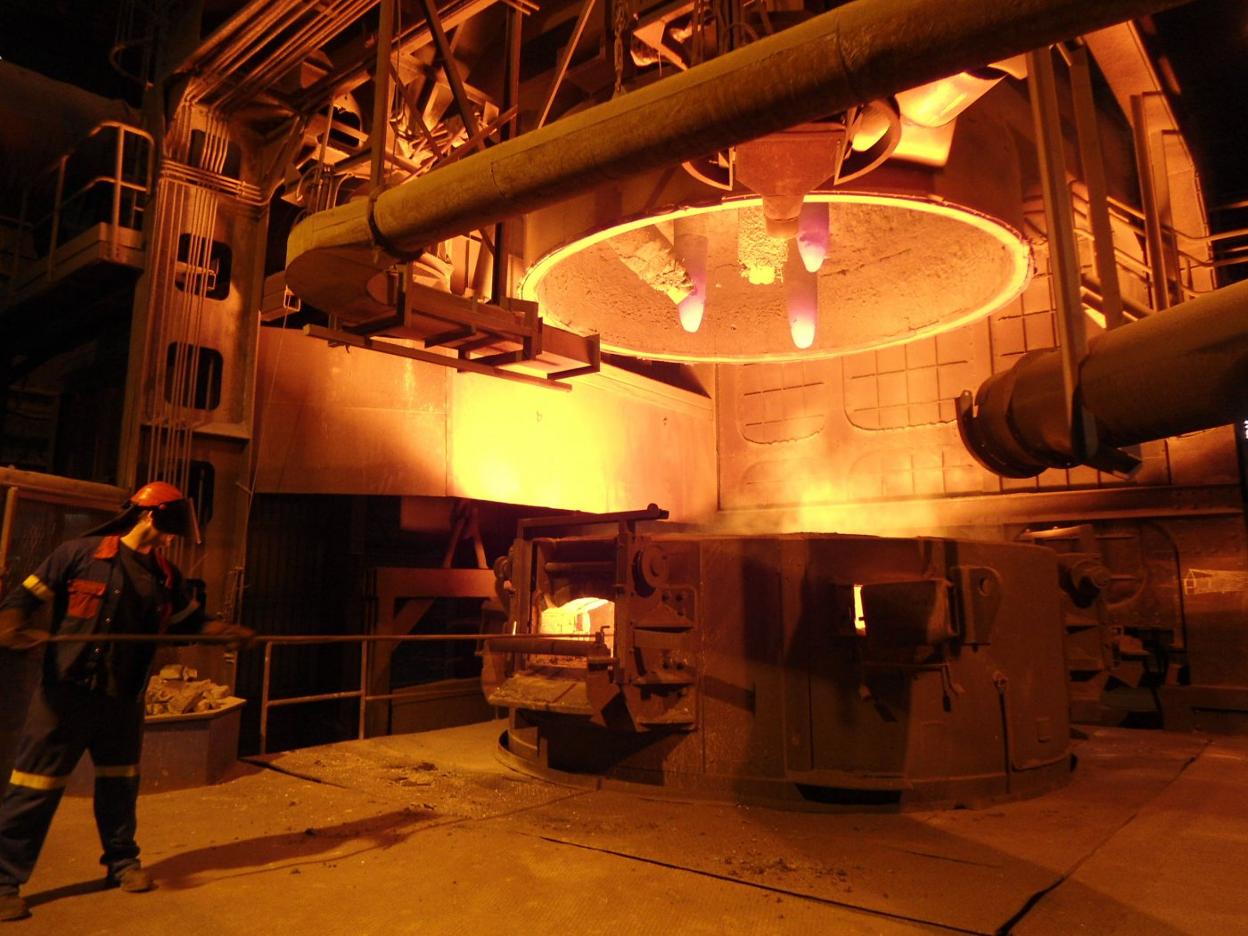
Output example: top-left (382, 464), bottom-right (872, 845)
top-left (0, 892), bottom-right (28, 922)
top-left (108, 865), bottom-right (154, 893)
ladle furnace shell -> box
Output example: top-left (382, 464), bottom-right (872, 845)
top-left (486, 524), bottom-right (1072, 809)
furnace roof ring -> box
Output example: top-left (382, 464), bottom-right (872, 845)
top-left (522, 192), bottom-right (1033, 364)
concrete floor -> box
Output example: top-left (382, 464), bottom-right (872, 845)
top-left (7, 722), bottom-right (1247, 934)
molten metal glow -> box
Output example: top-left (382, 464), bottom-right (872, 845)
top-left (796, 202), bottom-right (829, 273)
top-left (853, 585), bottom-right (867, 635)
top-left (539, 597), bottom-right (614, 636)
top-left (745, 265), bottom-right (777, 286)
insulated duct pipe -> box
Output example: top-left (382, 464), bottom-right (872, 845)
top-left (957, 279), bottom-right (1248, 478)
top-left (286, 0), bottom-right (1188, 308)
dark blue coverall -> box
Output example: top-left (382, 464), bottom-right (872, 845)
top-left (0, 534), bottom-right (202, 892)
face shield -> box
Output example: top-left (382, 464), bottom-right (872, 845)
top-left (150, 498), bottom-right (203, 545)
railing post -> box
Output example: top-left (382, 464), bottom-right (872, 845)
top-left (0, 486), bottom-right (18, 595)
top-left (358, 640), bottom-right (369, 741)
top-left (46, 156), bottom-right (67, 279)
top-left (111, 127), bottom-right (124, 248)
top-left (259, 642), bottom-right (274, 755)
top-left (9, 189), bottom-right (29, 293)
top-left (1027, 46), bottom-right (1097, 463)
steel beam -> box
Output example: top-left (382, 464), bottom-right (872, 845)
top-left (1069, 44), bottom-right (1126, 330)
top-left (492, 4), bottom-right (524, 302)
top-left (369, 0), bottom-right (397, 191)
top-left (302, 323), bottom-right (573, 391)
top-left (1026, 46), bottom-right (1095, 464)
top-left (293, 0), bottom-right (501, 112)
top-left (415, 0), bottom-right (489, 153)
top-left (0, 468), bottom-right (126, 512)
top-left (537, 0), bottom-right (598, 129)
top-left (1132, 93), bottom-right (1172, 311)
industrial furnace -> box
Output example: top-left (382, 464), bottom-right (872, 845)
top-left (4, 0), bottom-right (1247, 779)
top-left (484, 507), bottom-right (1075, 808)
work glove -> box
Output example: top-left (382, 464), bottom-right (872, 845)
top-left (0, 608), bottom-right (49, 651)
top-left (201, 619), bottom-right (257, 651)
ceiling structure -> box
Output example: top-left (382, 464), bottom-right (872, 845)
top-left (1, 1), bottom-right (1242, 206)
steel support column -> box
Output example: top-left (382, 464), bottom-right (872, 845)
top-left (416, 0), bottom-right (489, 153)
top-left (1132, 93), bottom-right (1172, 311)
top-left (1068, 43), bottom-right (1126, 330)
top-left (1026, 45), bottom-right (1095, 464)
top-left (369, 0), bottom-right (397, 191)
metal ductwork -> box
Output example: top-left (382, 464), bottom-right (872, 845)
top-left (285, 0), bottom-right (1189, 313)
top-left (958, 279), bottom-right (1248, 478)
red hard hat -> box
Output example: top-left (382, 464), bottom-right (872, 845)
top-left (130, 481), bottom-right (186, 508)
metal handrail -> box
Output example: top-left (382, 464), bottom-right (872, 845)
top-left (1106, 192), bottom-right (1248, 245)
top-left (0, 470), bottom-right (127, 600)
top-left (3, 121), bottom-right (155, 294)
top-left (7, 629), bottom-right (594, 754)
top-left (254, 632), bottom-right (595, 754)
top-left (1068, 183), bottom-right (1248, 303)
top-left (1098, 195), bottom-right (1248, 270)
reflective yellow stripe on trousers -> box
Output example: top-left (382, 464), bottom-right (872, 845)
top-left (95, 765), bottom-right (139, 779)
top-left (9, 770), bottom-right (68, 791)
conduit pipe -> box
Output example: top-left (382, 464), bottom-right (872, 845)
top-left (286, 0), bottom-right (1188, 312)
top-left (957, 278), bottom-right (1248, 477)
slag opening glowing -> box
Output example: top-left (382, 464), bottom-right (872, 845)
top-left (539, 596), bottom-right (615, 637)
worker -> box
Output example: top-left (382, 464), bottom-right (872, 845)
top-left (0, 481), bottom-right (252, 922)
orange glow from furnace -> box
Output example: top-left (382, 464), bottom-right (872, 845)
top-left (521, 192), bottom-right (1033, 365)
top-left (540, 597), bottom-right (614, 636)
top-left (444, 366), bottom-right (716, 518)
top-left (853, 585), bottom-right (867, 635)
top-left (895, 73), bottom-right (1002, 128)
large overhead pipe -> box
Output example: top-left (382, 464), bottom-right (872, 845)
top-left (286, 0), bottom-right (1188, 310)
top-left (958, 279), bottom-right (1248, 478)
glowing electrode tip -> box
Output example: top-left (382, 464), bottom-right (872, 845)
top-left (796, 202), bottom-right (830, 273)
top-left (678, 293), bottom-right (705, 333)
top-left (789, 306), bottom-right (817, 349)
top-left (787, 257), bottom-right (819, 350)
